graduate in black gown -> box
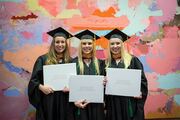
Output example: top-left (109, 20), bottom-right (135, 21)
top-left (72, 30), bottom-right (105, 120)
top-left (28, 27), bottom-right (75, 120)
top-left (104, 29), bottom-right (148, 120)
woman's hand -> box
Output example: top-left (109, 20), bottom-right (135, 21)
top-left (103, 76), bottom-right (107, 86)
top-left (39, 84), bottom-right (54, 95)
top-left (62, 86), bottom-right (69, 93)
top-left (74, 99), bottom-right (89, 109)
top-left (134, 92), bottom-right (142, 99)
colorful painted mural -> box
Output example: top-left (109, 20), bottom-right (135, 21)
top-left (0, 0), bottom-right (180, 119)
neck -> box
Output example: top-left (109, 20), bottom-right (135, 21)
top-left (56, 53), bottom-right (63, 60)
top-left (82, 53), bottom-right (93, 59)
top-left (83, 59), bottom-right (91, 67)
top-left (112, 53), bottom-right (121, 60)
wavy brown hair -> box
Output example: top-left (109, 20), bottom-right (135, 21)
top-left (45, 38), bottom-right (70, 65)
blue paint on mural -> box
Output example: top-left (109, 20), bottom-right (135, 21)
top-left (174, 95), bottom-right (180, 105)
top-left (94, 30), bottom-right (111, 36)
top-left (0, 51), bottom-right (3, 62)
top-left (4, 61), bottom-right (22, 73)
top-left (149, 1), bottom-right (159, 11)
top-left (3, 88), bottom-right (20, 97)
top-left (158, 73), bottom-right (180, 89)
top-left (24, 87), bottom-right (28, 95)
top-left (0, 28), bottom-right (46, 51)
top-left (138, 56), bottom-right (153, 72)
top-left (0, 0), bottom-right (24, 3)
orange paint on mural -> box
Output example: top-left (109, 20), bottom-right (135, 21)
top-left (65, 15), bottom-right (129, 30)
top-left (3, 44), bottom-right (49, 72)
top-left (95, 37), bottom-right (109, 49)
top-left (92, 7), bottom-right (116, 17)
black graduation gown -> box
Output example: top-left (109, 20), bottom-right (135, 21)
top-left (128, 56), bottom-right (148, 120)
top-left (72, 57), bottom-right (105, 120)
top-left (28, 54), bottom-right (75, 120)
top-left (105, 56), bottom-right (148, 120)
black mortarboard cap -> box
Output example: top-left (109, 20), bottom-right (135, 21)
top-left (47, 27), bottom-right (73, 39)
top-left (104, 28), bottom-right (130, 42)
top-left (74, 29), bottom-right (100, 40)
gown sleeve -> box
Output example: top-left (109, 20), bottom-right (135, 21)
top-left (28, 56), bottom-right (44, 108)
top-left (132, 56), bottom-right (148, 100)
top-left (130, 56), bottom-right (148, 120)
top-left (98, 59), bottom-right (106, 76)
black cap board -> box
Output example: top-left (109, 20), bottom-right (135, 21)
top-left (47, 27), bottom-right (73, 39)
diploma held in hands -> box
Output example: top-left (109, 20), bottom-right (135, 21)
top-left (43, 63), bottom-right (76, 91)
top-left (69, 75), bottom-right (104, 103)
top-left (105, 68), bottom-right (141, 97)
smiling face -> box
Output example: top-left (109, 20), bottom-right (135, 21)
top-left (54, 36), bottom-right (66, 54)
top-left (110, 38), bottom-right (122, 55)
top-left (81, 39), bottom-right (93, 54)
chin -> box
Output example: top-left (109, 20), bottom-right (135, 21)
top-left (112, 52), bottom-right (119, 55)
top-left (57, 50), bottom-right (64, 54)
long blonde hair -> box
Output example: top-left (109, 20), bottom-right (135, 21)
top-left (45, 38), bottom-right (70, 65)
top-left (106, 40), bottom-right (132, 69)
top-left (78, 41), bottom-right (100, 75)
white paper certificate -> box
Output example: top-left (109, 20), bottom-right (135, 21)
top-left (43, 63), bottom-right (76, 91)
top-left (105, 68), bottom-right (141, 97)
top-left (69, 75), bottom-right (104, 103)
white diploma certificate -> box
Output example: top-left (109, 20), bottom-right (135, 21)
top-left (43, 63), bottom-right (76, 91)
top-left (105, 68), bottom-right (141, 97)
top-left (69, 75), bottom-right (104, 103)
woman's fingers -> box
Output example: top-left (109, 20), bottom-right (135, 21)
top-left (62, 86), bottom-right (69, 92)
top-left (74, 99), bottom-right (89, 108)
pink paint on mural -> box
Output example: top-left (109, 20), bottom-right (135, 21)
top-left (176, 89), bottom-right (180, 94)
top-left (143, 17), bottom-right (160, 36)
top-left (38, 0), bottom-right (64, 16)
top-left (1, 2), bottom-right (28, 20)
top-left (42, 32), bottom-right (49, 43)
top-left (146, 26), bottom-right (180, 75)
top-left (146, 72), bottom-right (159, 91)
top-left (77, 0), bottom-right (97, 17)
top-left (125, 36), bottom-right (149, 56)
top-left (155, 0), bottom-right (177, 22)
top-left (0, 87), bottom-right (29, 120)
top-left (96, 50), bottom-right (106, 60)
top-left (142, 0), bottom-right (176, 37)
top-left (134, 43), bottom-right (149, 56)
top-left (66, 0), bottom-right (77, 9)
top-left (128, 0), bottom-right (142, 8)
top-left (21, 31), bottom-right (33, 40)
top-left (0, 65), bottom-right (29, 120)
top-left (145, 94), bottom-right (168, 114)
